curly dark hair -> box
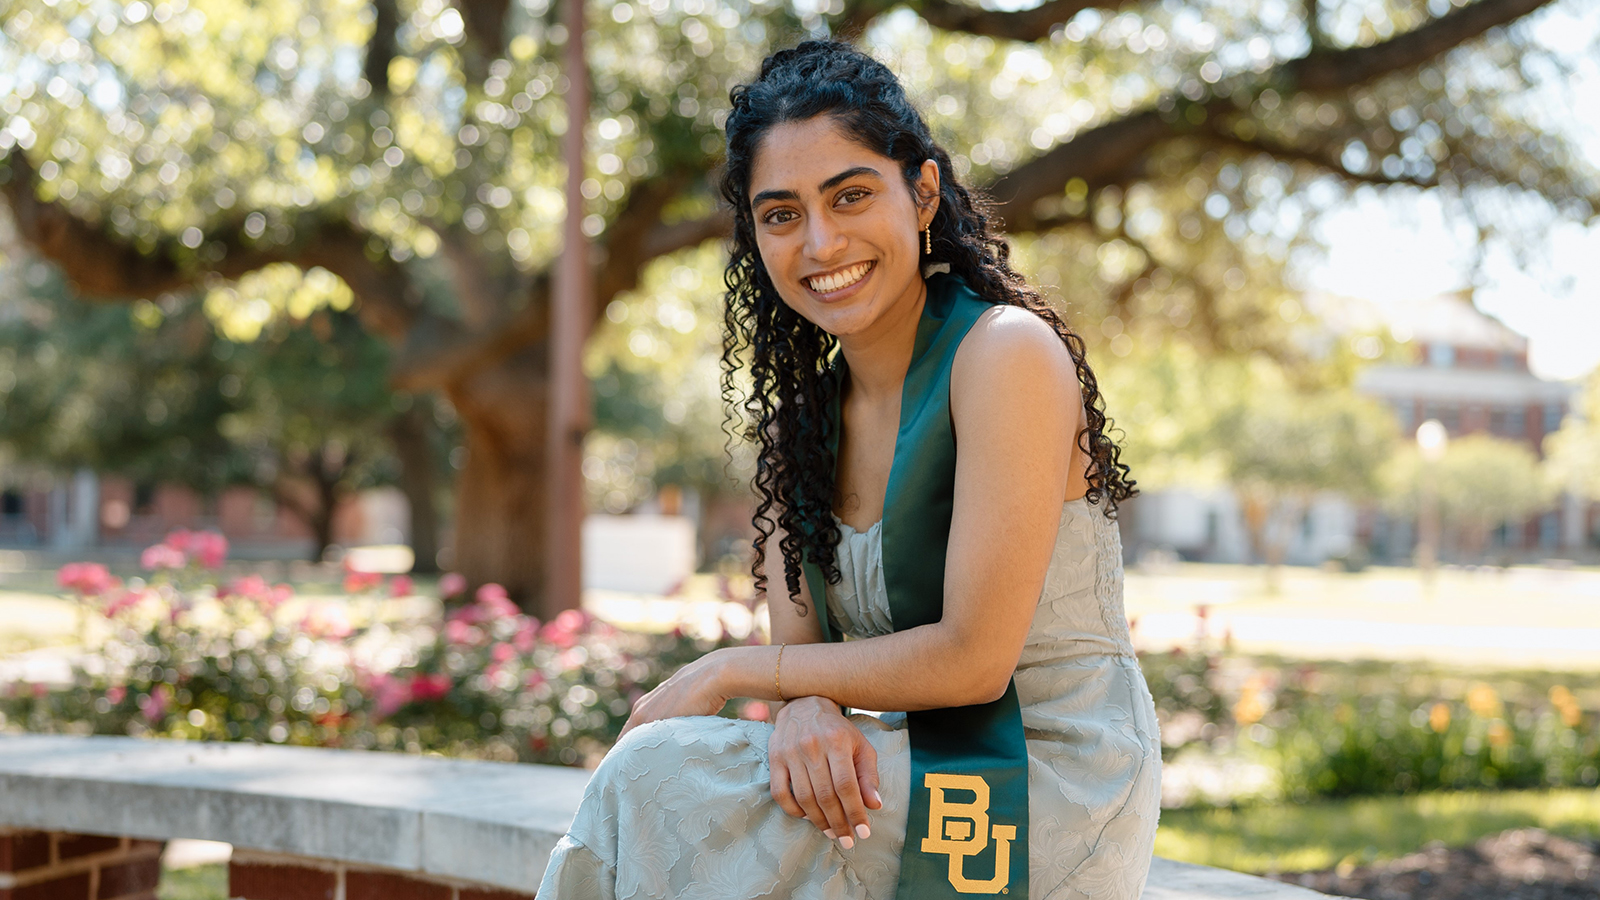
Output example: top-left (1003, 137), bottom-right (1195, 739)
top-left (719, 40), bottom-right (1136, 614)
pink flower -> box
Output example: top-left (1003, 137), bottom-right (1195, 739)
top-left (219, 575), bottom-right (293, 612)
top-left (439, 572), bottom-right (467, 598)
top-left (741, 700), bottom-right (771, 722)
top-left (189, 531), bottom-right (228, 569)
top-left (444, 618), bottom-right (478, 646)
top-left (475, 583), bottom-right (519, 620)
top-left (102, 589), bottom-right (144, 618)
top-left (140, 543), bottom-right (187, 571)
top-left (343, 570), bottom-right (384, 594)
top-left (491, 642), bottom-right (516, 664)
top-left (541, 608), bottom-right (589, 650)
top-left (262, 584), bottom-right (293, 611)
top-left (300, 605), bottom-right (353, 640)
top-left (556, 647), bottom-right (587, 671)
top-left (512, 619), bottom-right (539, 653)
top-left (140, 685), bottom-right (170, 723)
top-left (524, 670), bottom-right (546, 691)
top-left (220, 574), bottom-right (268, 600)
top-left (164, 529), bottom-right (194, 553)
top-left (365, 672), bottom-right (409, 720)
top-left (407, 672), bottom-right (452, 703)
top-left (105, 685), bottom-right (126, 705)
top-left (57, 562), bottom-right (117, 596)
top-left (389, 575), bottom-right (415, 598)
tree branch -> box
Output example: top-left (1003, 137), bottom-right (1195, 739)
top-left (364, 0), bottom-right (400, 97)
top-left (911, 0), bottom-right (1133, 42)
top-left (2, 150), bottom-right (421, 341)
top-left (393, 172), bottom-right (713, 393)
top-left (1201, 124), bottom-right (1438, 188)
top-left (1286, 0), bottom-right (1549, 92)
top-left (987, 0), bottom-right (1555, 233)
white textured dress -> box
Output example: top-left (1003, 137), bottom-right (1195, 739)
top-left (538, 497), bottom-right (1162, 899)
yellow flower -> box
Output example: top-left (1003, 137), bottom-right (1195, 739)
top-left (1429, 702), bottom-right (1451, 733)
top-left (1551, 686), bottom-right (1582, 728)
top-left (1560, 704), bottom-right (1582, 728)
top-left (1234, 688), bottom-right (1265, 726)
top-left (1466, 683), bottom-right (1501, 718)
top-left (1487, 720), bottom-right (1512, 748)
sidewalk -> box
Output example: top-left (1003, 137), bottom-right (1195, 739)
top-left (1123, 563), bottom-right (1600, 670)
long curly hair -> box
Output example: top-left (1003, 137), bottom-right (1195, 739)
top-left (720, 40), bottom-right (1136, 614)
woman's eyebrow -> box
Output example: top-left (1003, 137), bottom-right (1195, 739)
top-left (751, 166), bottom-right (883, 208)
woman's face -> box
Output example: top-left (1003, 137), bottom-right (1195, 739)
top-left (748, 115), bottom-right (938, 339)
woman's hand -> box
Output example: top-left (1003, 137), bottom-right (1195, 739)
top-left (619, 651), bottom-right (731, 739)
top-left (769, 695), bottom-right (882, 848)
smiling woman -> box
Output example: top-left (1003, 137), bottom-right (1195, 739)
top-left (538, 41), bottom-right (1157, 900)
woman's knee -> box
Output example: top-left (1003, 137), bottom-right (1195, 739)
top-left (601, 716), bottom-right (764, 775)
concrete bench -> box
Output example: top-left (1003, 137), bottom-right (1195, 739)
top-left (0, 734), bottom-right (1330, 899)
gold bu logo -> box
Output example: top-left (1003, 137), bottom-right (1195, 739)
top-left (919, 773), bottom-right (1018, 894)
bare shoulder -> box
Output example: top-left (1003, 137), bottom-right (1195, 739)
top-left (952, 303), bottom-right (1080, 400)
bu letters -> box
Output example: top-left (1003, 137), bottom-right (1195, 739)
top-left (919, 773), bottom-right (1019, 894)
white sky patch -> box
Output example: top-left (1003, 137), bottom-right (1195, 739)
top-left (1306, 191), bottom-right (1600, 382)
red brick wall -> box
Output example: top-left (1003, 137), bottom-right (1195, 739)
top-left (0, 830), bottom-right (163, 900)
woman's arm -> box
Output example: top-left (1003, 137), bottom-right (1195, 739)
top-left (715, 305), bottom-right (1083, 711)
top-left (762, 520), bottom-right (884, 847)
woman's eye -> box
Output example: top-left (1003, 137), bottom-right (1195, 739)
top-left (837, 188), bottom-right (869, 204)
top-left (763, 209), bottom-right (796, 225)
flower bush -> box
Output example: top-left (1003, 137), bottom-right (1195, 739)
top-left (3, 533), bottom-right (754, 767)
top-left (1138, 638), bottom-right (1600, 802)
top-left (1257, 670), bottom-right (1600, 799)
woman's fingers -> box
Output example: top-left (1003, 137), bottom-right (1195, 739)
top-left (826, 743), bottom-right (872, 842)
top-left (854, 736), bottom-right (882, 811)
top-left (769, 760), bottom-right (807, 821)
top-left (787, 765), bottom-right (835, 836)
top-left (807, 748), bottom-right (855, 845)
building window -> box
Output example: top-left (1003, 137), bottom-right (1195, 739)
top-left (1394, 401), bottom-right (1415, 433)
top-left (1544, 403), bottom-right (1565, 435)
top-left (1492, 408), bottom-right (1525, 437)
top-left (1428, 343), bottom-right (1456, 368)
top-left (1424, 403), bottom-right (1459, 433)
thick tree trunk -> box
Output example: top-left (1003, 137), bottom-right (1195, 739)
top-left (390, 404), bottom-right (441, 574)
top-left (446, 350), bottom-right (577, 620)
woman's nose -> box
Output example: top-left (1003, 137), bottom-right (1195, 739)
top-left (804, 213), bottom-right (847, 262)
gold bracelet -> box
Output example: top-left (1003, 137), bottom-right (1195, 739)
top-left (774, 643), bottom-right (787, 702)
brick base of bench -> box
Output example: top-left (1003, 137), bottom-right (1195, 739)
top-left (0, 830), bottom-right (164, 900)
top-left (229, 850), bottom-right (536, 900)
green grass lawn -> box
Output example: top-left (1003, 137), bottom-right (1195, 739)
top-left (158, 863), bottom-right (228, 900)
top-left (1156, 788), bottom-right (1600, 874)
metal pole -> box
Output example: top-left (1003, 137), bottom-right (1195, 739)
top-left (546, 0), bottom-right (590, 614)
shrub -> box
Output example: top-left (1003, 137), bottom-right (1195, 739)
top-left (2, 533), bottom-right (753, 767)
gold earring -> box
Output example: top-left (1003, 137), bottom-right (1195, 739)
top-left (924, 226), bottom-right (932, 255)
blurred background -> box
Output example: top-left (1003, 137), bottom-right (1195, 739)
top-left (0, 0), bottom-right (1598, 896)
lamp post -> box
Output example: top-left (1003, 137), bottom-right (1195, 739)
top-left (545, 0), bottom-right (590, 614)
top-left (1415, 418), bottom-right (1449, 592)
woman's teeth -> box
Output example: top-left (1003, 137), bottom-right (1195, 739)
top-left (806, 262), bottom-right (872, 294)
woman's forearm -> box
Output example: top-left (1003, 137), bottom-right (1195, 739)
top-left (715, 625), bottom-right (1012, 712)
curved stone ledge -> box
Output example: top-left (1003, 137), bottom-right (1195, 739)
top-left (0, 734), bottom-right (1331, 898)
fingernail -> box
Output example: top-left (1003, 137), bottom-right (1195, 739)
top-left (855, 824), bottom-right (871, 840)
top-left (838, 835), bottom-right (854, 850)
top-left (823, 829), bottom-right (837, 840)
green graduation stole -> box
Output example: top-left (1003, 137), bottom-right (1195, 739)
top-left (801, 272), bottom-right (1030, 898)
